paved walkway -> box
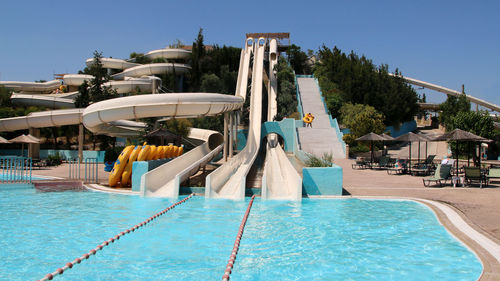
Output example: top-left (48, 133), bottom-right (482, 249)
top-left (296, 77), bottom-right (344, 158)
top-left (32, 163), bottom-right (110, 184)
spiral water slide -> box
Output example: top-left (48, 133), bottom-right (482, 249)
top-left (205, 39), bottom-right (265, 200)
top-left (1, 48), bottom-right (190, 109)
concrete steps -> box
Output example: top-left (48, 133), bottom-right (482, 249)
top-left (296, 77), bottom-right (344, 159)
top-left (33, 180), bottom-right (85, 192)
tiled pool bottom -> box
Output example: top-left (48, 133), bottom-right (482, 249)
top-left (0, 189), bottom-right (482, 280)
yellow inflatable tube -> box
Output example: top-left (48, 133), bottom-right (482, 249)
top-left (303, 115), bottom-right (313, 124)
top-left (120, 145), bottom-right (142, 187)
top-left (137, 144), bottom-right (150, 161)
top-left (109, 145), bottom-right (134, 187)
top-left (148, 145), bottom-right (157, 160)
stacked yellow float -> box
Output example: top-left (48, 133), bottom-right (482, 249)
top-left (108, 143), bottom-right (184, 187)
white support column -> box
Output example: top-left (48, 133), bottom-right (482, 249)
top-left (28, 127), bottom-right (40, 159)
top-left (229, 111), bottom-right (234, 158)
top-left (152, 79), bottom-right (157, 94)
top-left (235, 111), bottom-right (239, 151)
top-left (78, 124), bottom-right (84, 163)
top-left (223, 112), bottom-right (229, 162)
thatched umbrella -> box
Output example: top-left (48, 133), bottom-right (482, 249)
top-left (356, 133), bottom-right (386, 165)
top-left (416, 133), bottom-right (431, 164)
top-left (0, 136), bottom-right (10, 144)
top-left (144, 128), bottom-right (178, 145)
top-left (9, 134), bottom-right (40, 157)
top-left (432, 128), bottom-right (491, 175)
top-left (394, 132), bottom-right (430, 173)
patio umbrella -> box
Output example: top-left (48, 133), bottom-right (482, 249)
top-left (0, 136), bottom-right (10, 144)
top-left (432, 129), bottom-right (491, 175)
top-left (394, 132), bottom-right (430, 173)
top-left (356, 133), bottom-right (386, 165)
top-left (9, 134), bottom-right (40, 157)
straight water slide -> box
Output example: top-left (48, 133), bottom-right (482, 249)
top-left (389, 73), bottom-right (500, 113)
top-left (261, 39), bottom-right (302, 201)
top-left (205, 39), bottom-right (264, 200)
top-left (142, 128), bottom-right (223, 198)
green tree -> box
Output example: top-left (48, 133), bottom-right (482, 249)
top-left (190, 28), bottom-right (206, 91)
top-left (449, 110), bottom-right (495, 165)
top-left (340, 103), bottom-right (385, 140)
top-left (87, 51), bottom-right (116, 102)
top-left (313, 46), bottom-right (418, 127)
top-left (74, 80), bottom-right (90, 107)
top-left (200, 74), bottom-right (223, 93)
top-left (274, 57), bottom-right (297, 121)
top-left (439, 93), bottom-right (470, 130)
top-left (286, 44), bottom-right (311, 74)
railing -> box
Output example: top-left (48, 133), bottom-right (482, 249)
top-left (0, 156), bottom-right (32, 184)
top-left (68, 157), bottom-right (99, 183)
top-left (84, 158), bottom-right (98, 183)
top-left (68, 158), bottom-right (80, 180)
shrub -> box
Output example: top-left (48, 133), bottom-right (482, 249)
top-left (305, 153), bottom-right (333, 167)
top-left (47, 154), bottom-right (62, 166)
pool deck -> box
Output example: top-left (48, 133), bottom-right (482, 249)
top-left (29, 161), bottom-right (500, 279)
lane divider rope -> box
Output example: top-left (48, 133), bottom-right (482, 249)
top-left (222, 195), bottom-right (256, 281)
top-left (37, 194), bottom-right (194, 281)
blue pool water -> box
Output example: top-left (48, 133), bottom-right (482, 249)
top-left (0, 188), bottom-right (482, 280)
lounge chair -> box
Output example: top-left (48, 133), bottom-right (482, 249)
top-left (423, 164), bottom-right (452, 187)
top-left (486, 168), bottom-right (500, 185)
top-left (387, 159), bottom-right (408, 175)
top-left (464, 167), bottom-right (487, 188)
top-left (352, 157), bottom-right (369, 169)
top-left (411, 155), bottom-right (436, 176)
top-left (374, 156), bottom-right (391, 170)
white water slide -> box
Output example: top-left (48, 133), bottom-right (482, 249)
top-left (1, 48), bottom-right (190, 109)
top-left (261, 39), bottom-right (302, 201)
top-left (389, 73), bottom-right (500, 113)
top-left (205, 38), bottom-right (302, 201)
top-left (205, 39), bottom-right (264, 199)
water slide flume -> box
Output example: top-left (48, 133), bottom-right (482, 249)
top-left (261, 38), bottom-right (302, 201)
top-left (205, 38), bottom-right (265, 200)
top-left (142, 128), bottom-right (223, 198)
top-left (2, 48), bottom-right (191, 109)
top-left (389, 73), bottom-right (500, 113)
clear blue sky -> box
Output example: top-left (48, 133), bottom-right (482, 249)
top-left (1, 0), bottom-right (498, 106)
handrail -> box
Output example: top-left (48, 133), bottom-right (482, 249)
top-left (68, 158), bottom-right (80, 180)
top-left (0, 156), bottom-right (32, 184)
top-left (37, 194), bottom-right (194, 281)
top-left (222, 195), bottom-right (256, 281)
top-left (84, 158), bottom-right (98, 183)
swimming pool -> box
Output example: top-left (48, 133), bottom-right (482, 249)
top-left (0, 188), bottom-right (482, 280)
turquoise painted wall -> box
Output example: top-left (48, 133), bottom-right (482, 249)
top-left (261, 118), bottom-right (297, 152)
top-left (131, 159), bottom-right (172, 192)
top-left (237, 129), bottom-right (248, 151)
top-left (302, 166), bottom-right (343, 196)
